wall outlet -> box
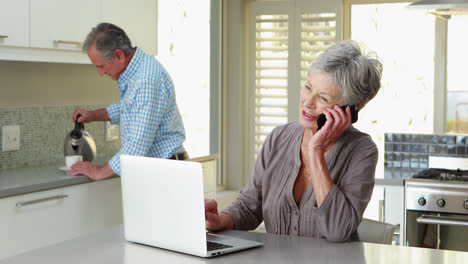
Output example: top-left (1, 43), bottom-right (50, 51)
top-left (2, 125), bottom-right (20, 151)
top-left (105, 121), bottom-right (119, 142)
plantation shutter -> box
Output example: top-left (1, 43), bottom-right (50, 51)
top-left (252, 14), bottom-right (289, 158)
top-left (300, 13), bottom-right (337, 84)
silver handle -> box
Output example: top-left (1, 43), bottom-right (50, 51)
top-left (53, 40), bottom-right (82, 45)
top-left (416, 215), bottom-right (468, 227)
top-left (0, 35), bottom-right (7, 39)
top-left (16, 195), bottom-right (68, 208)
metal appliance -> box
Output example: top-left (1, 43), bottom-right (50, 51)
top-left (64, 117), bottom-right (96, 162)
top-left (404, 157), bottom-right (468, 252)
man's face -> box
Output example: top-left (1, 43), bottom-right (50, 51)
top-left (88, 45), bottom-right (123, 81)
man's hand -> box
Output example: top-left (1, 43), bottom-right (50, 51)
top-left (72, 108), bottom-right (111, 123)
top-left (69, 162), bottom-right (115, 181)
top-left (73, 108), bottom-right (94, 123)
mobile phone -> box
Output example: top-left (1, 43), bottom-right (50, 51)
top-left (316, 105), bottom-right (358, 130)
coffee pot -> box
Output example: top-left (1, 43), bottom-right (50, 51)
top-left (64, 116), bottom-right (96, 162)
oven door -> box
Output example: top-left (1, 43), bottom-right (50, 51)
top-left (406, 210), bottom-right (468, 251)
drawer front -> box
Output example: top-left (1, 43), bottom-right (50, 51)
top-left (0, 184), bottom-right (89, 259)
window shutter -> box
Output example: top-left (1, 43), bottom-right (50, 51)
top-left (300, 13), bottom-right (337, 83)
top-left (253, 15), bottom-right (289, 158)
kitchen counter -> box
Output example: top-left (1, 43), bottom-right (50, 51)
top-left (1, 225), bottom-right (467, 263)
top-left (375, 178), bottom-right (404, 186)
top-left (0, 155), bottom-right (218, 199)
top-left (0, 164), bottom-right (101, 199)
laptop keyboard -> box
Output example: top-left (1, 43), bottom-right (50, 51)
top-left (207, 241), bottom-right (233, 251)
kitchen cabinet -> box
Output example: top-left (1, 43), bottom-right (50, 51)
top-left (0, 0), bottom-right (29, 47)
top-left (0, 0), bottom-right (157, 63)
top-left (0, 183), bottom-right (90, 260)
top-left (29, 0), bottom-right (99, 50)
top-left (0, 178), bottom-right (124, 260)
top-left (88, 177), bottom-right (123, 233)
top-left (101, 0), bottom-right (157, 56)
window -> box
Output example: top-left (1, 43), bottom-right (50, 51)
top-left (157, 0), bottom-right (211, 158)
top-left (248, 0), bottom-right (340, 169)
top-left (346, 1), bottom-right (436, 223)
top-left (349, 2), bottom-right (436, 179)
top-left (447, 16), bottom-right (468, 133)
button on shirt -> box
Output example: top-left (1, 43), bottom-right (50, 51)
top-left (106, 48), bottom-right (186, 175)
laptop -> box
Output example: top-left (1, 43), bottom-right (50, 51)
top-left (120, 155), bottom-right (263, 258)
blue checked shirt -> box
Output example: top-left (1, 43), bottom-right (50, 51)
top-left (106, 48), bottom-right (186, 175)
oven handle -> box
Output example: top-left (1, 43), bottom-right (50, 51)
top-left (416, 215), bottom-right (468, 227)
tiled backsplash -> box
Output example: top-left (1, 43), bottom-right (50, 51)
top-left (0, 105), bottom-right (121, 170)
top-left (384, 133), bottom-right (468, 179)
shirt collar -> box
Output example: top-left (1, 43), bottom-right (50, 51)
top-left (118, 47), bottom-right (143, 90)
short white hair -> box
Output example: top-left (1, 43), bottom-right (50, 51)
top-left (308, 40), bottom-right (383, 109)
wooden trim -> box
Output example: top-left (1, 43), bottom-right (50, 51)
top-left (190, 154), bottom-right (220, 163)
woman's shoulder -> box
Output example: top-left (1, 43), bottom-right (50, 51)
top-left (341, 126), bottom-right (378, 152)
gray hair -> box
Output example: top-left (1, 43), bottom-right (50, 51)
top-left (82, 23), bottom-right (133, 62)
top-left (308, 40), bottom-right (383, 109)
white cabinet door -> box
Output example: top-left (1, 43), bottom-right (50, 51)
top-left (0, 0), bottom-right (28, 47)
top-left (0, 184), bottom-right (89, 260)
top-left (30, 0), bottom-right (99, 50)
top-left (88, 177), bottom-right (123, 233)
top-left (101, 0), bottom-right (157, 55)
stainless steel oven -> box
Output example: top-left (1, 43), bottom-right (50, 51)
top-left (404, 178), bottom-right (468, 251)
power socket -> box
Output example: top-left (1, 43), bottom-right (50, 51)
top-left (2, 125), bottom-right (20, 151)
top-left (105, 121), bottom-right (119, 142)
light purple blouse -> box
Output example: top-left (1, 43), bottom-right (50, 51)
top-left (222, 122), bottom-right (378, 242)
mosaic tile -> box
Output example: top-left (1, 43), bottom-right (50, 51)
top-left (0, 105), bottom-right (121, 170)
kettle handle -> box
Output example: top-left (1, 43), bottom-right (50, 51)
top-left (75, 114), bottom-right (84, 130)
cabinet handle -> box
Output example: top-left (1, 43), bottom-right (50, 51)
top-left (53, 40), bottom-right (82, 45)
top-left (16, 195), bottom-right (68, 208)
top-left (0, 35), bottom-right (8, 39)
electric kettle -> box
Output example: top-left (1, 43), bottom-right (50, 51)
top-left (64, 116), bottom-right (97, 162)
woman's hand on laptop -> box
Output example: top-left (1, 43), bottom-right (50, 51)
top-left (204, 199), bottom-right (234, 232)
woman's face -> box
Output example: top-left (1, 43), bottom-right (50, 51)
top-left (299, 71), bottom-right (344, 131)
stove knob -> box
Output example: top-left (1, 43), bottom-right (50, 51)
top-left (464, 200), bottom-right (468, 210)
top-left (437, 199), bottom-right (446, 208)
top-left (418, 197), bottom-right (426, 206)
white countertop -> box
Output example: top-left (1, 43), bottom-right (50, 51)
top-left (1, 225), bottom-right (467, 263)
top-left (0, 155), bottom-right (218, 199)
top-left (0, 165), bottom-right (93, 198)
top-left (0, 157), bottom-right (116, 198)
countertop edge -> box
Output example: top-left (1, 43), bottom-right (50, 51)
top-left (375, 178), bottom-right (404, 186)
top-left (0, 176), bottom-right (120, 199)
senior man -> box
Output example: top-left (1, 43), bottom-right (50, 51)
top-left (69, 22), bottom-right (187, 180)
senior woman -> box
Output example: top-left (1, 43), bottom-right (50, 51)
top-left (205, 40), bottom-right (383, 242)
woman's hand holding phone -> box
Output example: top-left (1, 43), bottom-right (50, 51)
top-left (316, 104), bottom-right (358, 130)
top-left (309, 105), bottom-right (356, 154)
